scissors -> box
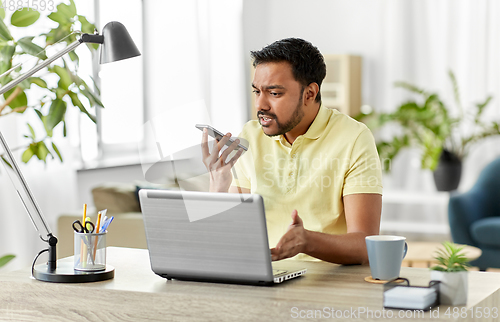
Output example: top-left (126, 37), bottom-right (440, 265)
top-left (72, 220), bottom-right (95, 233)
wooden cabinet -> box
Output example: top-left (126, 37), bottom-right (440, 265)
top-left (248, 54), bottom-right (362, 119)
top-left (321, 54), bottom-right (362, 117)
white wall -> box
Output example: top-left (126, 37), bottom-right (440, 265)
top-left (244, 0), bottom-right (389, 109)
top-left (76, 0), bottom-right (500, 216)
top-left (4, 0), bottom-right (500, 271)
top-left (242, 0), bottom-right (500, 192)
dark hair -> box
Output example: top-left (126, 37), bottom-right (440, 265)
top-left (251, 38), bottom-right (326, 103)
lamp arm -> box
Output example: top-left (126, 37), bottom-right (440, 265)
top-left (0, 32), bottom-right (105, 96)
top-left (0, 130), bottom-right (59, 270)
top-left (0, 33), bottom-right (103, 238)
top-left (0, 40), bottom-right (81, 96)
top-left (0, 131), bottom-right (52, 237)
top-left (0, 34), bottom-right (102, 271)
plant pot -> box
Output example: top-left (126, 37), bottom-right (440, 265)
top-left (430, 270), bottom-right (468, 305)
top-left (433, 150), bottom-right (462, 191)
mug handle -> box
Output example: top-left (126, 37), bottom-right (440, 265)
top-left (402, 242), bottom-right (408, 259)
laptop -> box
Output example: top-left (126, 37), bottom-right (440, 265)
top-left (139, 189), bottom-right (306, 285)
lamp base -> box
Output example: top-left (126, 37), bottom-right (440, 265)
top-left (33, 262), bottom-right (114, 283)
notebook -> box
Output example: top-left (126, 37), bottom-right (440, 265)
top-left (139, 189), bottom-right (306, 285)
top-left (384, 286), bottom-right (438, 310)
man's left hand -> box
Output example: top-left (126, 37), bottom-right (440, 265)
top-left (271, 210), bottom-right (309, 261)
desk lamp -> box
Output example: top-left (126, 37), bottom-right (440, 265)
top-left (0, 21), bottom-right (140, 282)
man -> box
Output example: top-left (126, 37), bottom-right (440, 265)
top-left (201, 38), bottom-right (382, 265)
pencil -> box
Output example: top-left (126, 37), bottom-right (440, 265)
top-left (96, 211), bottom-right (101, 234)
top-left (83, 203), bottom-right (87, 224)
top-left (93, 211), bottom-right (102, 262)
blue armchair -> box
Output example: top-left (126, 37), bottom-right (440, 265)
top-left (448, 157), bottom-right (500, 270)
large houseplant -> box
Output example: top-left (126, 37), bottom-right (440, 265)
top-left (0, 254), bottom-right (14, 268)
top-left (430, 241), bottom-right (470, 305)
top-left (0, 0), bottom-right (103, 165)
top-left (357, 71), bottom-right (500, 191)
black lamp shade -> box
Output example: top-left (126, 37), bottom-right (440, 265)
top-left (100, 21), bottom-right (141, 64)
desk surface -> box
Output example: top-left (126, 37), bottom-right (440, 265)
top-left (0, 247), bottom-right (499, 321)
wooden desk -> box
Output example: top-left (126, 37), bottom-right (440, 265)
top-left (0, 247), bottom-right (499, 321)
top-left (403, 242), bottom-right (482, 268)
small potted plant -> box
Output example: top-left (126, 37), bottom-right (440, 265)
top-left (430, 241), bottom-right (470, 305)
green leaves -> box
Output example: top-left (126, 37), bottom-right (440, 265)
top-left (475, 96), bottom-right (493, 123)
top-left (3, 87), bottom-right (27, 109)
top-left (18, 37), bottom-right (48, 59)
top-left (359, 70), bottom-right (499, 171)
top-left (394, 81), bottom-right (427, 96)
top-left (50, 65), bottom-right (73, 90)
top-left (46, 99), bottom-right (67, 130)
top-left (68, 91), bottom-right (96, 123)
top-left (1, 0), bottom-right (102, 166)
top-left (0, 44), bottom-right (15, 78)
top-left (52, 142), bottom-right (63, 162)
top-left (0, 16), bottom-right (13, 41)
top-left (21, 144), bottom-right (35, 162)
top-left (11, 8), bottom-right (40, 27)
top-left (48, 0), bottom-right (76, 24)
top-left (47, 0), bottom-right (80, 45)
top-left (29, 77), bottom-right (48, 89)
top-left (430, 241), bottom-right (470, 272)
top-left (22, 141), bottom-right (50, 163)
top-left (57, 0), bottom-right (77, 19)
top-left (0, 254), bottom-right (15, 268)
top-left (78, 15), bottom-right (95, 34)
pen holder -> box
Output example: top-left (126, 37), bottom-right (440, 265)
top-left (74, 231), bottom-right (107, 271)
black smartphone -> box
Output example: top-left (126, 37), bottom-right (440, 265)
top-left (195, 124), bottom-right (248, 151)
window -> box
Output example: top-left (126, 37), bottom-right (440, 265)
top-left (83, 0), bottom-right (246, 167)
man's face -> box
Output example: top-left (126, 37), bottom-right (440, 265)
top-left (252, 62), bottom-right (305, 137)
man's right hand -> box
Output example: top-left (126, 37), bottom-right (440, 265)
top-left (201, 128), bottom-right (244, 192)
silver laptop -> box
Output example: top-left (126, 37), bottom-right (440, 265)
top-left (139, 189), bottom-right (306, 285)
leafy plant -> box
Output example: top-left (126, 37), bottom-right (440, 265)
top-left (430, 241), bottom-right (470, 272)
top-left (357, 71), bottom-right (500, 171)
top-left (0, 254), bottom-right (14, 268)
top-left (0, 0), bottom-right (103, 164)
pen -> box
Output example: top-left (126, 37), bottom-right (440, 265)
top-left (101, 216), bottom-right (114, 232)
top-left (100, 216), bottom-right (107, 231)
top-left (81, 204), bottom-right (87, 268)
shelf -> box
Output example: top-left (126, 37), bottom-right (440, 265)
top-left (382, 191), bottom-right (450, 204)
top-left (380, 221), bottom-right (450, 235)
top-left (381, 190), bottom-right (451, 235)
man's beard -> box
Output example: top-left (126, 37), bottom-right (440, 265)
top-left (258, 96), bottom-right (305, 137)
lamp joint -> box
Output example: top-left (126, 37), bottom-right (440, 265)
top-left (80, 33), bottom-right (104, 44)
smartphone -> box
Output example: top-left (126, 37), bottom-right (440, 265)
top-left (195, 124), bottom-right (248, 151)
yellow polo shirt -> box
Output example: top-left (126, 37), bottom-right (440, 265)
top-left (232, 105), bottom-right (383, 260)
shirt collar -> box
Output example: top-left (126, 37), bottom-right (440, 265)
top-left (270, 103), bottom-right (329, 142)
top-left (303, 104), bottom-right (329, 140)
